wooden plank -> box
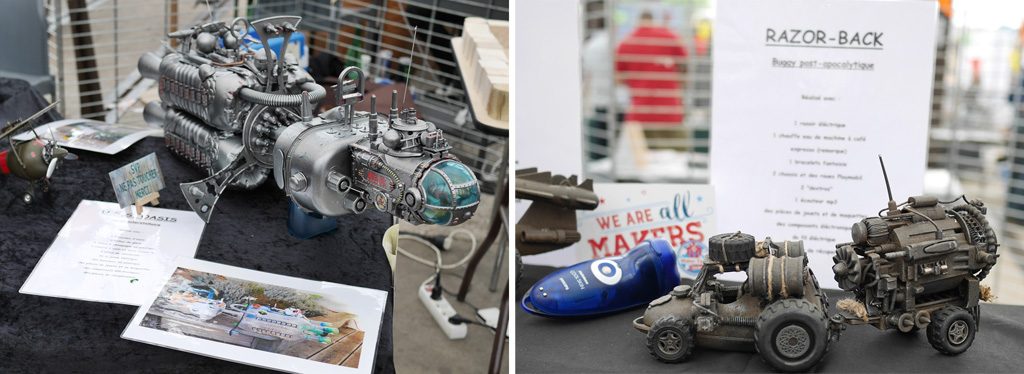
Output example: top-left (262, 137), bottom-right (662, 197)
top-left (278, 327), bottom-right (357, 358)
top-left (340, 344), bottom-right (362, 368)
top-left (308, 330), bottom-right (365, 365)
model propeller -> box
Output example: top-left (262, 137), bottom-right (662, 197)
top-left (1, 101), bottom-right (77, 203)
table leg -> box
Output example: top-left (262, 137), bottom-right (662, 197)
top-left (458, 143), bottom-right (508, 301)
top-left (488, 283), bottom-right (509, 374)
top-left (457, 179), bottom-right (506, 301)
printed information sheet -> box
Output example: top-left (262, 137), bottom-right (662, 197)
top-left (20, 200), bottom-right (205, 305)
top-left (710, 0), bottom-right (936, 288)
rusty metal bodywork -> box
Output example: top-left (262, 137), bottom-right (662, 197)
top-left (831, 158), bottom-right (998, 355)
top-left (635, 235), bottom-right (841, 372)
top-left (832, 196), bottom-right (996, 329)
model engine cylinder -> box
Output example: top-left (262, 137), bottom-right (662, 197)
top-left (138, 16), bottom-right (479, 225)
top-left (140, 53), bottom-right (256, 132)
top-left (832, 195), bottom-right (999, 315)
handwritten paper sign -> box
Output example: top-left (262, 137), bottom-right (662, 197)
top-left (109, 153), bottom-right (165, 209)
top-left (578, 183), bottom-right (716, 278)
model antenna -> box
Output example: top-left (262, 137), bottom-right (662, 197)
top-left (401, 26), bottom-right (418, 108)
top-left (204, 0), bottom-right (214, 21)
top-left (879, 155), bottom-right (898, 214)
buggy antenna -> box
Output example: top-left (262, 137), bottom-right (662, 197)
top-left (879, 155), bottom-right (898, 214)
top-left (401, 26), bottom-right (418, 108)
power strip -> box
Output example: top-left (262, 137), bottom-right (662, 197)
top-left (476, 307), bottom-right (509, 339)
top-left (477, 307), bottom-right (499, 329)
top-left (419, 278), bottom-right (467, 340)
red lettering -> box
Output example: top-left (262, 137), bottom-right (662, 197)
top-left (596, 216), bottom-right (614, 230)
top-left (631, 229), bottom-right (650, 244)
top-left (614, 235), bottom-right (630, 256)
top-left (649, 227), bottom-right (667, 239)
top-left (669, 225), bottom-right (685, 247)
top-left (588, 237), bottom-right (608, 258)
top-left (685, 221), bottom-right (704, 242)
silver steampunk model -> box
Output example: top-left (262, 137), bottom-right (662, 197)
top-left (138, 16), bottom-right (479, 225)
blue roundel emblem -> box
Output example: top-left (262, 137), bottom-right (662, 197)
top-left (676, 239), bottom-right (707, 278)
top-left (590, 259), bottom-right (622, 285)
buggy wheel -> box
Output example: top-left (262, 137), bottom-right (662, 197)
top-left (708, 232), bottom-right (756, 264)
top-left (927, 306), bottom-right (977, 355)
top-left (646, 316), bottom-right (694, 363)
top-left (755, 299), bottom-right (829, 372)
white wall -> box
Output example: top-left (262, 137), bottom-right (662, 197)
top-left (514, 0), bottom-right (584, 266)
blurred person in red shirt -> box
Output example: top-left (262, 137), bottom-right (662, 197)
top-left (615, 10), bottom-right (687, 127)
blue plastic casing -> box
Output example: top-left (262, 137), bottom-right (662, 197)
top-left (287, 200), bottom-right (337, 239)
top-left (521, 238), bottom-right (680, 318)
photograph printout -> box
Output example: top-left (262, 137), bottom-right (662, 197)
top-left (122, 259), bottom-right (387, 374)
top-left (13, 119), bottom-right (162, 155)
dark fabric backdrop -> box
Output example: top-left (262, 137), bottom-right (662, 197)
top-left (0, 78), bottom-right (62, 128)
top-left (516, 264), bottom-right (1024, 373)
top-left (0, 137), bottom-right (394, 373)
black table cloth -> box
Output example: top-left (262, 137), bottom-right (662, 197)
top-left (516, 264), bottom-right (1024, 373)
top-left (0, 137), bottom-right (393, 373)
top-left (0, 78), bottom-right (61, 129)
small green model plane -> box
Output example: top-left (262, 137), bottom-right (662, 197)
top-left (0, 101), bottom-right (77, 203)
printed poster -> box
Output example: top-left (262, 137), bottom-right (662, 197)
top-left (578, 183), bottom-right (716, 279)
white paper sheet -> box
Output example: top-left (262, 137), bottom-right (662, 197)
top-left (20, 200), bottom-right (205, 305)
top-left (13, 119), bottom-right (162, 155)
top-left (710, 0), bottom-right (937, 288)
top-left (515, 0), bottom-right (584, 267)
top-left (122, 259), bottom-right (387, 374)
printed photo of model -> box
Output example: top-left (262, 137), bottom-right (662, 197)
top-left (140, 268), bottom-right (365, 368)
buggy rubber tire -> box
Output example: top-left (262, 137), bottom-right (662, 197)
top-left (647, 315), bottom-right (695, 363)
top-left (708, 232), bottom-right (756, 264)
top-left (755, 298), bottom-right (829, 372)
top-left (927, 306), bottom-right (977, 355)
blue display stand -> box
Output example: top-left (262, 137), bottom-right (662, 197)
top-left (287, 200), bottom-right (338, 239)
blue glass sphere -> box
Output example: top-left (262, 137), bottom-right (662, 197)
top-left (419, 160), bottom-right (480, 225)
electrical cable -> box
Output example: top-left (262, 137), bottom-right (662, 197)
top-left (443, 288), bottom-right (480, 312)
top-left (404, 229), bottom-right (503, 335)
top-left (397, 228), bottom-right (478, 270)
top-left (448, 315), bottom-right (497, 332)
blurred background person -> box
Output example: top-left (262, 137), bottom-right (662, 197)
top-left (615, 10), bottom-right (687, 130)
